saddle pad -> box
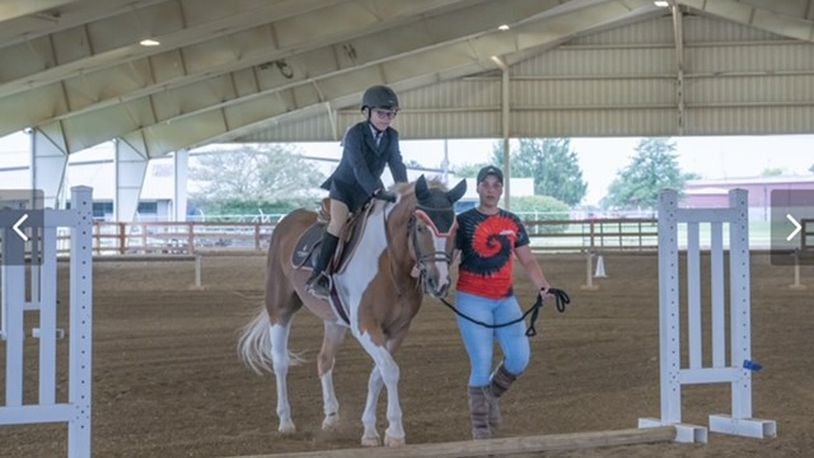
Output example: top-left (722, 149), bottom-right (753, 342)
top-left (290, 200), bottom-right (376, 272)
top-left (291, 221), bottom-right (325, 269)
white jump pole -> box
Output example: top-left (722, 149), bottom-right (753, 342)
top-left (789, 250), bottom-right (806, 290)
top-left (580, 252), bottom-right (599, 290)
top-left (195, 254), bottom-right (202, 288)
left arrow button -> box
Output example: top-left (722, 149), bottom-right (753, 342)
top-left (12, 214), bottom-right (29, 242)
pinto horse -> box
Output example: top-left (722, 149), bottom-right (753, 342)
top-left (239, 176), bottom-right (466, 447)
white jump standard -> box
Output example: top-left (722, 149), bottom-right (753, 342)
top-left (0, 187), bottom-right (94, 458)
top-left (639, 189), bottom-right (776, 443)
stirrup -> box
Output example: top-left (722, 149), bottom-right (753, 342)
top-left (306, 271), bottom-right (331, 299)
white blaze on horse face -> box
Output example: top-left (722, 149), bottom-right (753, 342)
top-left (432, 234), bottom-right (450, 290)
top-left (334, 200), bottom-right (394, 333)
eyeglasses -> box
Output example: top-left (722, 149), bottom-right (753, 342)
top-left (372, 109), bottom-right (398, 120)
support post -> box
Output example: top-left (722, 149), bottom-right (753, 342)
top-left (173, 149), bottom-right (188, 222)
top-left (114, 138), bottom-right (148, 223)
top-left (491, 55), bottom-right (511, 210)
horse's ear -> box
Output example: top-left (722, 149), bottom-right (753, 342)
top-left (447, 179), bottom-right (467, 203)
top-left (415, 175), bottom-right (431, 201)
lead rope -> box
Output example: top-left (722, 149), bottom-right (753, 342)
top-left (438, 288), bottom-right (570, 337)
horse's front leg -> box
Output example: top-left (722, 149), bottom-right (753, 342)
top-left (378, 353), bottom-right (405, 447)
top-left (356, 333), bottom-right (406, 446)
top-left (361, 366), bottom-right (384, 446)
top-left (318, 321), bottom-right (347, 431)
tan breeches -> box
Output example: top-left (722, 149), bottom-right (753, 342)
top-left (327, 199), bottom-right (349, 237)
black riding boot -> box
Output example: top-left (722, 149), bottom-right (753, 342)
top-left (306, 232), bottom-right (339, 298)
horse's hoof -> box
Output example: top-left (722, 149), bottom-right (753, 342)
top-left (361, 435), bottom-right (381, 447)
top-left (321, 414), bottom-right (340, 431)
top-left (384, 434), bottom-right (406, 447)
top-left (278, 420), bottom-right (296, 435)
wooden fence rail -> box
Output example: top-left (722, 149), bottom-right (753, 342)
top-left (41, 218), bottom-right (661, 256)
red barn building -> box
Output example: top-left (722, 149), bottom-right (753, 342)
top-left (682, 176), bottom-right (814, 221)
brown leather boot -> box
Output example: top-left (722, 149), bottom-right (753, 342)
top-left (467, 386), bottom-right (492, 440)
top-left (487, 363), bottom-right (518, 430)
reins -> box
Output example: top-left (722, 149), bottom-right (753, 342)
top-left (437, 288), bottom-right (570, 337)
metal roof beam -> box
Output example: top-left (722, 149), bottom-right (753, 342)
top-left (0, 0), bottom-right (467, 142)
top-left (0, 0), bottom-right (350, 97)
top-left (0, 0), bottom-right (78, 24)
top-left (119, 0), bottom-right (659, 157)
top-left (671, 2), bottom-right (685, 134)
top-left (0, 0), bottom-right (169, 47)
top-left (52, 0), bottom-right (579, 154)
top-left (678, 0), bottom-right (814, 42)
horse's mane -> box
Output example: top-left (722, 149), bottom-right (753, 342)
top-left (389, 177), bottom-right (448, 195)
top-left (384, 177), bottom-right (446, 236)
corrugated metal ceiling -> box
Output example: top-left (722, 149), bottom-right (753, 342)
top-left (0, 0), bottom-right (813, 157)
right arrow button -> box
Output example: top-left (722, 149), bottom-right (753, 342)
top-left (786, 214), bottom-right (802, 242)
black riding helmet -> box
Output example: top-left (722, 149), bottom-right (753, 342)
top-left (361, 85), bottom-right (399, 111)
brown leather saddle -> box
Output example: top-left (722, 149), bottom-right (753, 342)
top-left (291, 198), bottom-right (375, 275)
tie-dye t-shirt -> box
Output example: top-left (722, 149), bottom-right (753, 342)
top-left (455, 208), bottom-right (529, 299)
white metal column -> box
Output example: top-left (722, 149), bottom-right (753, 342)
top-left (114, 138), bottom-right (148, 222)
top-left (173, 149), bottom-right (189, 222)
top-left (30, 125), bottom-right (68, 210)
top-left (491, 55), bottom-right (511, 210)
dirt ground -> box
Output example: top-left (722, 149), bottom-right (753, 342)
top-left (1, 252), bottom-right (812, 457)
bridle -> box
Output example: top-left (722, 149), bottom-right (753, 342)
top-left (407, 204), bottom-right (458, 275)
top-left (403, 203), bottom-right (456, 294)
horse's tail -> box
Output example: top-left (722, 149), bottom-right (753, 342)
top-left (237, 308), bottom-right (275, 375)
top-left (237, 308), bottom-right (305, 375)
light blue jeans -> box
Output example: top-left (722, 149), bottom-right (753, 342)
top-left (455, 292), bottom-right (530, 386)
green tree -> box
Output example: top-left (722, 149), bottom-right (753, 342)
top-left (491, 141), bottom-right (532, 177)
top-left (509, 195), bottom-right (570, 234)
top-left (455, 162), bottom-right (490, 177)
top-left (190, 144), bottom-right (325, 213)
top-left (491, 139), bottom-right (587, 206)
top-left (809, 163), bottom-right (814, 174)
top-left (602, 138), bottom-right (685, 210)
top-left (761, 167), bottom-right (784, 177)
